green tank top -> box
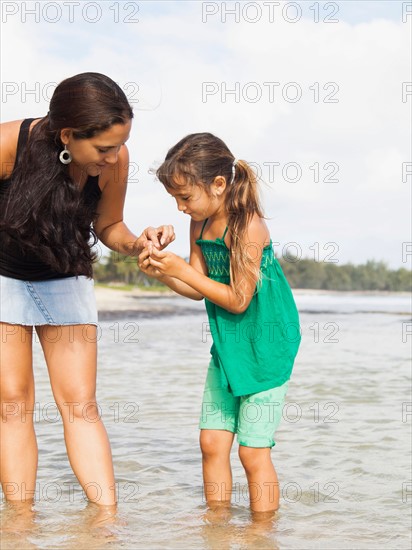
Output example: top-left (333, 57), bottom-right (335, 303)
top-left (196, 220), bottom-right (301, 397)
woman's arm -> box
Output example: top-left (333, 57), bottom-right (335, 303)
top-left (147, 216), bottom-right (270, 314)
top-left (93, 145), bottom-right (174, 254)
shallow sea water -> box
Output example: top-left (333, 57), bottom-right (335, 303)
top-left (1, 291), bottom-right (411, 549)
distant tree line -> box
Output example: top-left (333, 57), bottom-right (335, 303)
top-left (93, 251), bottom-right (411, 292)
top-left (278, 258), bottom-right (411, 291)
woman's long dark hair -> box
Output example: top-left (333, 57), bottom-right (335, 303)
top-left (1, 72), bottom-right (133, 277)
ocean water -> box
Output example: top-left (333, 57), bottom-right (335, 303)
top-left (1, 291), bottom-right (411, 549)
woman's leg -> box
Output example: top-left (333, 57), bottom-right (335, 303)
top-left (0, 323), bottom-right (37, 502)
top-left (238, 446), bottom-right (279, 512)
top-left (200, 429), bottom-right (235, 504)
top-left (36, 324), bottom-right (116, 506)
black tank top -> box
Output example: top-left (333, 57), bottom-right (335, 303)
top-left (0, 118), bottom-right (102, 281)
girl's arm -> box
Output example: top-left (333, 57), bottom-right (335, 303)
top-left (94, 145), bottom-right (175, 254)
top-left (138, 220), bottom-right (206, 300)
top-left (139, 249), bottom-right (203, 300)
top-left (147, 216), bottom-right (269, 314)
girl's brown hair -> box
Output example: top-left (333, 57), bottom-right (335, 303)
top-left (156, 132), bottom-right (264, 304)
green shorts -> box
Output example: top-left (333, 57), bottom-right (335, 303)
top-left (199, 357), bottom-right (289, 448)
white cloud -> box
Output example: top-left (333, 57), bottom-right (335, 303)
top-left (1, 1), bottom-right (410, 268)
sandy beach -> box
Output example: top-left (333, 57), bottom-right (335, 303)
top-left (94, 285), bottom-right (184, 320)
top-left (94, 285), bottom-right (174, 311)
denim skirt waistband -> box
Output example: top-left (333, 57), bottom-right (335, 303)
top-left (0, 275), bottom-right (98, 326)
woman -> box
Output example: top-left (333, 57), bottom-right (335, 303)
top-left (0, 72), bottom-right (174, 509)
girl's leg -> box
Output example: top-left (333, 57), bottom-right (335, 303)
top-left (198, 359), bottom-right (239, 505)
top-left (36, 324), bottom-right (116, 506)
top-left (0, 323), bottom-right (38, 502)
top-left (238, 446), bottom-right (279, 512)
top-left (200, 429), bottom-right (235, 504)
top-left (236, 382), bottom-right (289, 512)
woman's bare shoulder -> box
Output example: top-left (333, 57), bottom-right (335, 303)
top-left (1, 119), bottom-right (25, 145)
top-left (0, 119), bottom-right (25, 178)
top-left (0, 119), bottom-right (42, 179)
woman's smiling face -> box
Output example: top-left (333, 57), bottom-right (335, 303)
top-left (61, 119), bottom-right (132, 176)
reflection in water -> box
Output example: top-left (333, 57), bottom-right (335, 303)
top-left (0, 501), bottom-right (38, 550)
top-left (201, 503), bottom-right (279, 550)
top-left (64, 502), bottom-right (126, 548)
top-left (0, 500), bottom-right (36, 532)
top-left (85, 501), bottom-right (118, 529)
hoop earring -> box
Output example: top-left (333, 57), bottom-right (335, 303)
top-left (59, 145), bottom-right (72, 165)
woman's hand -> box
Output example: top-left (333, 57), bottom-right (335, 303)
top-left (139, 225), bottom-right (175, 251)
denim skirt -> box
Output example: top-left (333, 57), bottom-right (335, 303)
top-left (0, 275), bottom-right (98, 326)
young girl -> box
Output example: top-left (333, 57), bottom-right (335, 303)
top-left (139, 133), bottom-right (301, 513)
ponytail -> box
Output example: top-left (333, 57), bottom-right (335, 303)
top-left (226, 159), bottom-right (264, 306)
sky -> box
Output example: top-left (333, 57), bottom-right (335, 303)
top-left (1, 0), bottom-right (411, 269)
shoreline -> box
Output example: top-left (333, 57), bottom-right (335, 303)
top-left (94, 285), bottom-right (410, 313)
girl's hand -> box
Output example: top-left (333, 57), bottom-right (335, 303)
top-left (147, 247), bottom-right (187, 279)
top-left (139, 225), bottom-right (175, 251)
top-left (138, 247), bottom-right (163, 279)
